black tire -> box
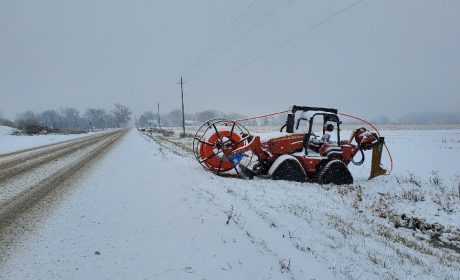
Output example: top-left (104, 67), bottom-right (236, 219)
top-left (317, 160), bottom-right (353, 185)
top-left (271, 159), bottom-right (306, 182)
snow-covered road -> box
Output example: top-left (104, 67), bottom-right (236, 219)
top-left (0, 129), bottom-right (459, 279)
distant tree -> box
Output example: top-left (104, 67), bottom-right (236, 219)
top-left (371, 115), bottom-right (392, 125)
top-left (138, 111), bottom-right (158, 127)
top-left (262, 117), bottom-right (269, 126)
top-left (16, 111), bottom-right (38, 123)
top-left (271, 114), bottom-right (287, 126)
top-left (196, 110), bottom-right (223, 122)
top-left (138, 114), bottom-right (148, 128)
top-left (185, 112), bottom-right (195, 121)
top-left (112, 103), bottom-right (132, 128)
top-left (166, 109), bottom-right (183, 126)
top-left (0, 117), bottom-right (14, 128)
top-left (224, 112), bottom-right (246, 121)
top-left (59, 108), bottom-right (81, 131)
top-left (397, 112), bottom-right (460, 125)
top-left (160, 117), bottom-right (170, 127)
top-left (40, 110), bottom-right (60, 130)
top-left (0, 111), bottom-right (15, 127)
top-left (14, 111), bottom-right (48, 134)
top-left (85, 108), bottom-right (110, 129)
top-left (247, 119), bottom-right (257, 126)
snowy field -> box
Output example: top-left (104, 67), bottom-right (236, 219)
top-left (0, 126), bottom-right (459, 279)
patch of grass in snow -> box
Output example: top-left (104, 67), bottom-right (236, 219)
top-left (340, 209), bottom-right (460, 270)
top-left (147, 134), bottom-right (188, 157)
top-left (396, 172), bottom-right (423, 188)
top-left (432, 192), bottom-right (455, 214)
top-left (378, 220), bottom-right (455, 259)
top-left (325, 213), bottom-right (368, 239)
top-left (254, 209), bottom-right (278, 228)
top-left (429, 170), bottom-right (443, 186)
top-left (279, 258), bottom-right (291, 273)
top-left (283, 204), bottom-right (313, 223)
top-left (367, 251), bottom-right (383, 265)
top-left (400, 188), bottom-right (425, 202)
top-left (455, 175), bottom-right (460, 197)
top-left (226, 187), bottom-right (237, 198)
top-left (376, 224), bottom-right (460, 269)
top-left (293, 241), bottom-right (312, 253)
top-left (156, 135), bottom-right (193, 154)
top-left (393, 171), bottom-right (459, 216)
top-left (351, 185), bottom-right (363, 209)
top-left (336, 185), bottom-right (355, 197)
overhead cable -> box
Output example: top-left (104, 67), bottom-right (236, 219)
top-left (190, 0), bottom-right (366, 94)
top-left (185, 0), bottom-right (287, 83)
top-left (182, 0), bottom-right (264, 80)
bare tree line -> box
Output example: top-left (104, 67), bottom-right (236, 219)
top-left (136, 108), bottom-right (460, 128)
top-left (137, 109), bottom-right (253, 128)
top-left (1, 104), bottom-right (132, 134)
top-left (137, 108), bottom-right (306, 128)
top-left (3, 107), bottom-right (459, 134)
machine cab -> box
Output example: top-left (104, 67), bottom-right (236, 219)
top-left (284, 106), bottom-right (343, 159)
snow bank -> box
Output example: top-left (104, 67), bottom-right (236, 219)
top-left (0, 125), bottom-right (16, 136)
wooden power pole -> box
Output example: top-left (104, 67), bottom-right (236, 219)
top-left (180, 77), bottom-right (185, 137)
top-left (157, 102), bottom-right (161, 129)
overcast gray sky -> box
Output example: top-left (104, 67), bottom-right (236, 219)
top-left (1, 0), bottom-right (459, 119)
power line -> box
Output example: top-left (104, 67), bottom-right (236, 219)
top-left (156, 1), bottom-right (263, 110)
top-left (190, 0), bottom-right (366, 95)
top-left (182, 0), bottom-right (264, 80)
top-left (158, 79), bottom-right (179, 103)
top-left (185, 0), bottom-right (287, 83)
top-left (180, 77), bottom-right (185, 136)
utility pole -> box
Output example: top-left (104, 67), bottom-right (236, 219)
top-left (149, 111), bottom-right (152, 128)
top-left (157, 102), bottom-right (161, 129)
top-left (180, 76), bottom-right (186, 137)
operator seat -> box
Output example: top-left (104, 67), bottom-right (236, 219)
top-left (303, 132), bottom-right (323, 155)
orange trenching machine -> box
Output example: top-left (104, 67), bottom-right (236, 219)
top-left (192, 106), bottom-right (387, 185)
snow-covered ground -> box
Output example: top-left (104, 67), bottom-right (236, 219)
top-left (152, 126), bottom-right (460, 278)
top-left (0, 125), bottom-right (102, 154)
top-left (0, 127), bottom-right (459, 279)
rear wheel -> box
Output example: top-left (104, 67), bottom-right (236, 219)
top-left (270, 157), bottom-right (306, 182)
top-left (317, 160), bottom-right (353, 185)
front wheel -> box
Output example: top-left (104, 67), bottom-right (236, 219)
top-left (317, 160), bottom-right (353, 185)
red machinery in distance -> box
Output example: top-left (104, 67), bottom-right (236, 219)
top-left (193, 106), bottom-right (387, 185)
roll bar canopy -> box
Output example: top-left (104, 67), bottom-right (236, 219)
top-left (291, 105), bottom-right (338, 115)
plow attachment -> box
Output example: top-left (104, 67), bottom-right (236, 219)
top-left (368, 138), bottom-right (387, 180)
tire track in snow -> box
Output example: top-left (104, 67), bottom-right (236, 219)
top-left (0, 129), bottom-right (127, 225)
top-left (0, 131), bottom-right (107, 159)
top-left (0, 131), bottom-right (120, 182)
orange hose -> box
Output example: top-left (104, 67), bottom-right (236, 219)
top-left (234, 108), bottom-right (292, 123)
top-left (339, 112), bottom-right (394, 176)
